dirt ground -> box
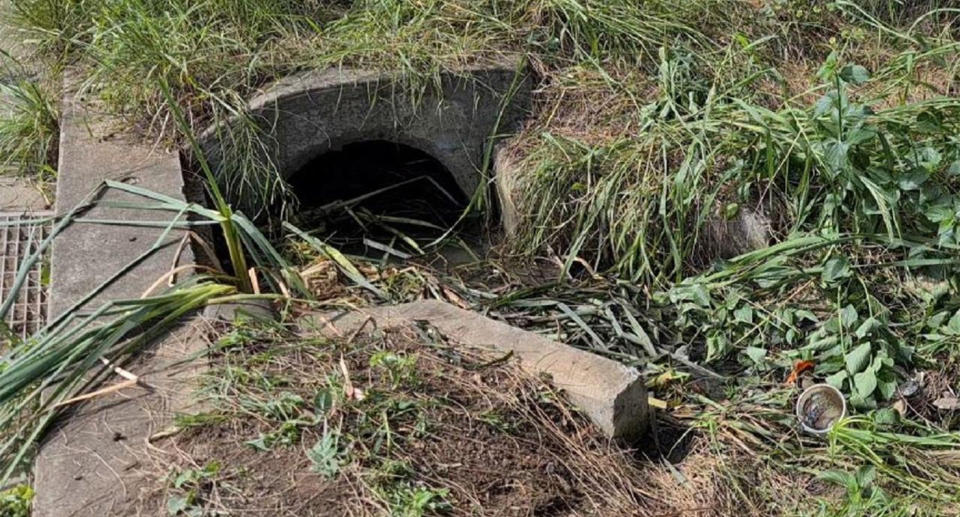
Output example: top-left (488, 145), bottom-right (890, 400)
top-left (124, 320), bottom-right (682, 516)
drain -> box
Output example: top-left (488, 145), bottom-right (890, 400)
top-left (288, 140), bottom-right (475, 260)
top-left (0, 212), bottom-right (51, 342)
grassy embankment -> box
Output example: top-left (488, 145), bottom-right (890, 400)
top-left (2, 1), bottom-right (960, 515)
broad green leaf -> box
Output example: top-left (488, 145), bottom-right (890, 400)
top-left (840, 305), bottom-right (859, 329)
top-left (244, 435), bottom-right (271, 452)
top-left (949, 160), bottom-right (960, 176)
top-left (167, 496), bottom-right (189, 516)
top-left (877, 376), bottom-right (898, 400)
top-left (745, 346), bottom-right (767, 364)
top-left (817, 51), bottom-right (839, 81)
top-left (823, 139), bottom-right (851, 175)
top-left (872, 408), bottom-right (898, 426)
top-left (898, 169), bottom-right (928, 191)
top-left (840, 64), bottom-right (870, 85)
top-left (314, 389), bottom-right (334, 415)
top-left (814, 92), bottom-right (838, 116)
top-left (706, 333), bottom-right (729, 362)
top-left (308, 430), bottom-right (341, 478)
top-left (871, 350), bottom-right (892, 372)
top-left (947, 310), bottom-right (960, 335)
top-left (734, 306), bottom-right (753, 324)
top-left (806, 334), bottom-right (838, 351)
top-left (854, 370), bottom-right (877, 398)
top-left (846, 126), bottom-right (877, 145)
top-left (689, 284), bottom-right (711, 307)
top-left (826, 370), bottom-right (848, 389)
top-left (671, 284), bottom-right (711, 307)
top-left (854, 317), bottom-right (879, 339)
top-left (923, 202), bottom-right (954, 223)
top-left (845, 342), bottom-right (872, 373)
top-left (818, 469), bottom-right (856, 491)
top-left (822, 257), bottom-right (852, 283)
top-left (856, 464), bottom-right (878, 488)
top-left (917, 147), bottom-right (942, 171)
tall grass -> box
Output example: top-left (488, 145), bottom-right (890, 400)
top-left (0, 79), bottom-right (57, 178)
top-left (0, 173), bottom-right (311, 479)
top-left (6, 0), bottom-right (750, 215)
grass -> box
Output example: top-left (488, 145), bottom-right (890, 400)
top-left (0, 0), bottom-right (959, 515)
top-left (0, 79), bottom-right (57, 180)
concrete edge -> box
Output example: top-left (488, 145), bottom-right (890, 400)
top-left (192, 62), bottom-right (532, 213)
top-left (302, 299), bottom-right (649, 443)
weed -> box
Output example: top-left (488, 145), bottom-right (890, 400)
top-left (369, 351), bottom-right (419, 388)
top-left (244, 420), bottom-right (304, 451)
top-left (0, 484), bottom-right (33, 517)
top-left (476, 409), bottom-right (517, 433)
top-left (816, 465), bottom-right (893, 516)
top-left (166, 461), bottom-right (223, 516)
top-left (378, 484), bottom-right (452, 517)
top-left (307, 424), bottom-right (343, 478)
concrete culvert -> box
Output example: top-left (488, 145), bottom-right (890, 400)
top-left (196, 65), bottom-right (531, 232)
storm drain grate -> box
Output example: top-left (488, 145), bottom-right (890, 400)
top-left (0, 212), bottom-right (52, 342)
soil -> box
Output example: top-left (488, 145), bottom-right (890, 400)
top-left (128, 320), bottom-right (664, 516)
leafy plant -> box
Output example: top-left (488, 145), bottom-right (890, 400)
top-left (817, 465), bottom-right (891, 516)
top-left (380, 484), bottom-right (452, 517)
top-left (166, 462), bottom-right (222, 516)
top-left (0, 79), bottom-right (58, 179)
top-left (0, 484), bottom-right (33, 517)
top-left (307, 426), bottom-right (343, 478)
top-left (369, 351), bottom-right (419, 388)
top-left (244, 420), bottom-right (303, 451)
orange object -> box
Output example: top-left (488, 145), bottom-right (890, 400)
top-left (785, 360), bottom-right (815, 385)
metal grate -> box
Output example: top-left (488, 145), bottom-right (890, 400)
top-left (0, 212), bottom-right (52, 342)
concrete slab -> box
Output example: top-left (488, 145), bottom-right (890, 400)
top-left (34, 88), bottom-right (201, 515)
top-left (33, 319), bottom-right (209, 516)
top-left (49, 96), bottom-right (194, 318)
top-left (304, 300), bottom-right (650, 443)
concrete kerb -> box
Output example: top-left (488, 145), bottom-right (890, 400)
top-left (34, 85), bottom-right (204, 516)
top-left (303, 299), bottom-right (650, 443)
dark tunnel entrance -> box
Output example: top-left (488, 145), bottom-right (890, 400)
top-left (288, 140), bottom-right (478, 262)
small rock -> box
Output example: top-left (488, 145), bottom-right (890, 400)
top-left (900, 378), bottom-right (921, 398)
top-left (702, 208), bottom-right (772, 260)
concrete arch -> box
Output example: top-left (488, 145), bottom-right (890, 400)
top-left (199, 64), bottom-right (531, 202)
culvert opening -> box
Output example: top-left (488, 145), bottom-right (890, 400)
top-left (288, 140), bottom-right (479, 262)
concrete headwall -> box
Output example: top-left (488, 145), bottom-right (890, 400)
top-left (199, 64), bottom-right (531, 202)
